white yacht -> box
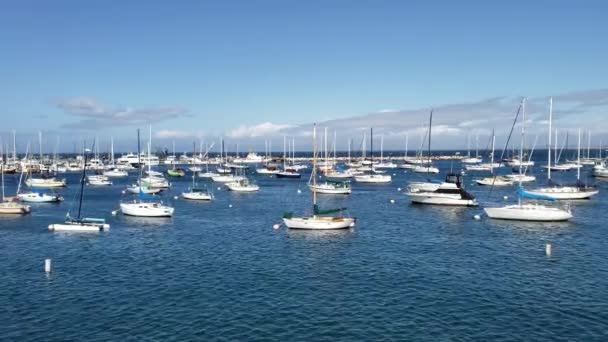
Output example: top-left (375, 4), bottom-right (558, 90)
top-left (407, 173), bottom-right (478, 206)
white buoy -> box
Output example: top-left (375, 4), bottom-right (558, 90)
top-left (173, 196), bottom-right (178, 200)
top-left (217, 187), bottom-right (221, 190)
top-left (121, 190), bottom-right (126, 194)
top-left (111, 210), bottom-right (118, 216)
top-left (503, 196), bottom-right (508, 200)
top-left (393, 173), bottom-right (396, 176)
top-left (297, 189), bottom-right (302, 194)
top-left (272, 224), bottom-right (280, 230)
top-left (45, 259), bottom-right (52, 273)
top-left (397, 187), bottom-right (402, 192)
top-left (228, 204), bottom-right (233, 208)
top-left (473, 214), bottom-right (481, 220)
top-left (545, 243), bottom-right (552, 256)
top-left (390, 199), bottom-right (395, 204)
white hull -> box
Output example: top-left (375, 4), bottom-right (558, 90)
top-left (48, 222), bottom-right (109, 232)
top-left (120, 202), bottom-right (174, 217)
top-left (88, 179), bottom-right (112, 186)
top-left (225, 182), bottom-right (260, 192)
top-left (308, 184), bottom-right (351, 194)
top-left (126, 185), bottom-right (162, 194)
top-left (283, 216), bottom-right (355, 229)
top-left (198, 172), bottom-right (220, 178)
top-left (18, 192), bottom-right (63, 202)
top-left (182, 191), bottom-right (213, 200)
top-left (212, 175), bottom-right (246, 183)
top-left (505, 174), bottom-right (536, 182)
top-left (408, 182), bottom-right (441, 192)
top-left (412, 166), bottom-right (440, 174)
top-left (256, 168), bottom-right (280, 175)
top-left (354, 174), bottom-right (392, 183)
top-left (525, 187), bottom-right (599, 200)
top-left (103, 169), bottom-right (128, 177)
top-left (407, 193), bottom-right (478, 206)
top-left (25, 178), bottom-right (66, 188)
top-left (475, 177), bottom-right (513, 186)
top-left (484, 204), bottom-right (572, 221)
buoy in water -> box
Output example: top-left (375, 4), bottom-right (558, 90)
top-left (173, 196), bottom-right (178, 200)
top-left (229, 204), bottom-right (233, 208)
top-left (545, 243), bottom-right (552, 256)
top-left (111, 210), bottom-right (118, 216)
top-left (473, 214), bottom-right (481, 220)
top-left (397, 187), bottom-right (402, 192)
top-left (390, 199), bottom-right (395, 204)
top-left (273, 224), bottom-right (280, 230)
top-left (45, 259), bottom-right (52, 273)
top-left (503, 196), bottom-right (508, 200)
top-left (121, 190), bottom-right (126, 194)
top-left (297, 189), bottom-right (302, 194)
top-left (217, 187), bottom-right (221, 190)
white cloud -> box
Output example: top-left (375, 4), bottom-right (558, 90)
top-left (227, 122), bottom-right (293, 138)
top-left (57, 97), bottom-right (189, 129)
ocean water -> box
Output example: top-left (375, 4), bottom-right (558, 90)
top-left (1, 153), bottom-right (608, 341)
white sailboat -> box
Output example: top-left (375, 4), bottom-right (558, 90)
top-left (476, 133), bottom-right (513, 186)
top-left (183, 142), bottom-right (213, 200)
top-left (526, 101), bottom-right (598, 200)
top-left (49, 146), bottom-right (109, 231)
top-left (119, 129), bottom-right (175, 217)
top-left (484, 98), bottom-right (572, 221)
top-left (283, 124), bottom-right (355, 230)
top-left (354, 128), bottom-right (392, 183)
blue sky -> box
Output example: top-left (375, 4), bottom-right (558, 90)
top-left (1, 0), bottom-right (607, 152)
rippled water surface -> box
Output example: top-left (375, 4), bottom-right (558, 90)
top-left (2, 155), bottom-right (608, 341)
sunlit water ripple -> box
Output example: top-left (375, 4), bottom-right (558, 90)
top-left (1, 153), bottom-right (607, 341)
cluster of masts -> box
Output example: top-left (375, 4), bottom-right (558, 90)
top-left (2, 99), bottom-right (607, 229)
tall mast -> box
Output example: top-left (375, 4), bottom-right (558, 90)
top-left (577, 128), bottom-right (581, 181)
top-left (333, 131), bottom-right (336, 165)
top-left (137, 129), bottom-right (142, 191)
top-left (312, 124), bottom-right (317, 209)
top-left (77, 141), bottom-right (90, 220)
top-left (348, 138), bottom-right (351, 162)
top-left (324, 127), bottom-right (328, 165)
top-left (192, 141), bottom-right (196, 187)
top-left (548, 97), bottom-right (552, 180)
top-left (370, 128), bottom-right (373, 163)
top-left (404, 132), bottom-right (409, 159)
top-left (12, 130), bottom-right (16, 163)
top-left (282, 135), bottom-right (286, 169)
top-left (428, 109), bottom-right (433, 166)
top-left (38, 131), bottom-right (42, 160)
top-left (380, 135), bottom-right (384, 161)
top-left (554, 129), bottom-right (558, 165)
top-left (518, 98), bottom-right (526, 206)
top-left (490, 130), bottom-right (495, 173)
top-left (587, 130), bottom-right (591, 160)
top-left (475, 134), bottom-right (479, 158)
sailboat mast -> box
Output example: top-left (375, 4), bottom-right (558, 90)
top-left (283, 135), bottom-right (286, 169)
top-left (137, 129), bottom-right (142, 186)
top-left (77, 141), bottom-right (89, 220)
top-left (370, 128), bottom-right (373, 163)
top-left (548, 97), bottom-right (552, 180)
top-left (490, 131), bottom-right (495, 173)
top-left (428, 110), bottom-right (433, 166)
top-left (39, 131), bottom-right (42, 160)
top-left (405, 132), bottom-right (409, 159)
top-left (312, 124), bottom-right (317, 208)
top-left (324, 127), bottom-right (328, 166)
top-left (577, 128), bottom-right (581, 181)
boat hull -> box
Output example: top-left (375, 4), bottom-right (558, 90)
top-left (484, 205), bottom-right (572, 221)
top-left (120, 203), bottom-right (174, 217)
top-left (308, 185), bottom-right (351, 194)
top-left (283, 216), bottom-right (355, 230)
top-left (525, 187), bottom-right (599, 200)
top-left (0, 203), bottom-right (31, 214)
top-left (354, 175), bottom-right (392, 183)
top-left (407, 193), bottom-right (478, 206)
top-left (48, 222), bottom-right (109, 232)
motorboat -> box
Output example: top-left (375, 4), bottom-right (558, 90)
top-left (407, 173), bottom-right (478, 206)
top-left (308, 181), bottom-right (352, 194)
top-left (225, 178), bottom-right (260, 192)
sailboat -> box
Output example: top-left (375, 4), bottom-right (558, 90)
top-left (526, 98), bottom-right (598, 200)
top-left (16, 146), bottom-right (64, 202)
top-left (283, 124), bottom-right (355, 229)
top-left (476, 132), bottom-right (513, 186)
top-left (484, 98), bottom-right (573, 221)
top-left (461, 134), bottom-right (483, 164)
top-left (412, 115), bottom-right (439, 174)
top-left (119, 130), bottom-right (175, 217)
top-left (375, 135), bottom-right (397, 169)
top-left (48, 145), bottom-right (109, 231)
top-left (0, 163), bottom-right (31, 214)
top-left (182, 142), bottom-right (213, 200)
top-left (277, 136), bottom-right (301, 178)
top-left (354, 128), bottom-right (391, 183)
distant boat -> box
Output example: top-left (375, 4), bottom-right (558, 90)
top-left (0, 164), bottom-right (31, 215)
top-left (407, 173), bottom-right (478, 206)
top-left (182, 142), bottom-right (213, 200)
top-left (282, 124), bottom-right (355, 230)
top-left (354, 128), bottom-right (391, 184)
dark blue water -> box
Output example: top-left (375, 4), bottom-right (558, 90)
top-left (1, 153), bottom-right (607, 341)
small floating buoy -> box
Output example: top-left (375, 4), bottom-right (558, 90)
top-left (173, 196), bottom-right (178, 200)
top-left (297, 189), bottom-right (302, 194)
top-left (393, 173), bottom-right (396, 176)
top-left (111, 210), bottom-right (118, 216)
top-left (121, 190), bottom-right (126, 194)
top-left (228, 204), bottom-right (233, 208)
top-left (473, 214), bottom-right (481, 220)
top-left (397, 187), bottom-right (402, 192)
top-left (390, 199), bottom-right (395, 204)
top-left (217, 187), bottom-right (221, 190)
top-left (545, 243), bottom-right (552, 256)
top-left (45, 259), bottom-right (52, 273)
top-left (273, 224), bottom-right (280, 230)
top-left (503, 196), bottom-right (508, 200)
